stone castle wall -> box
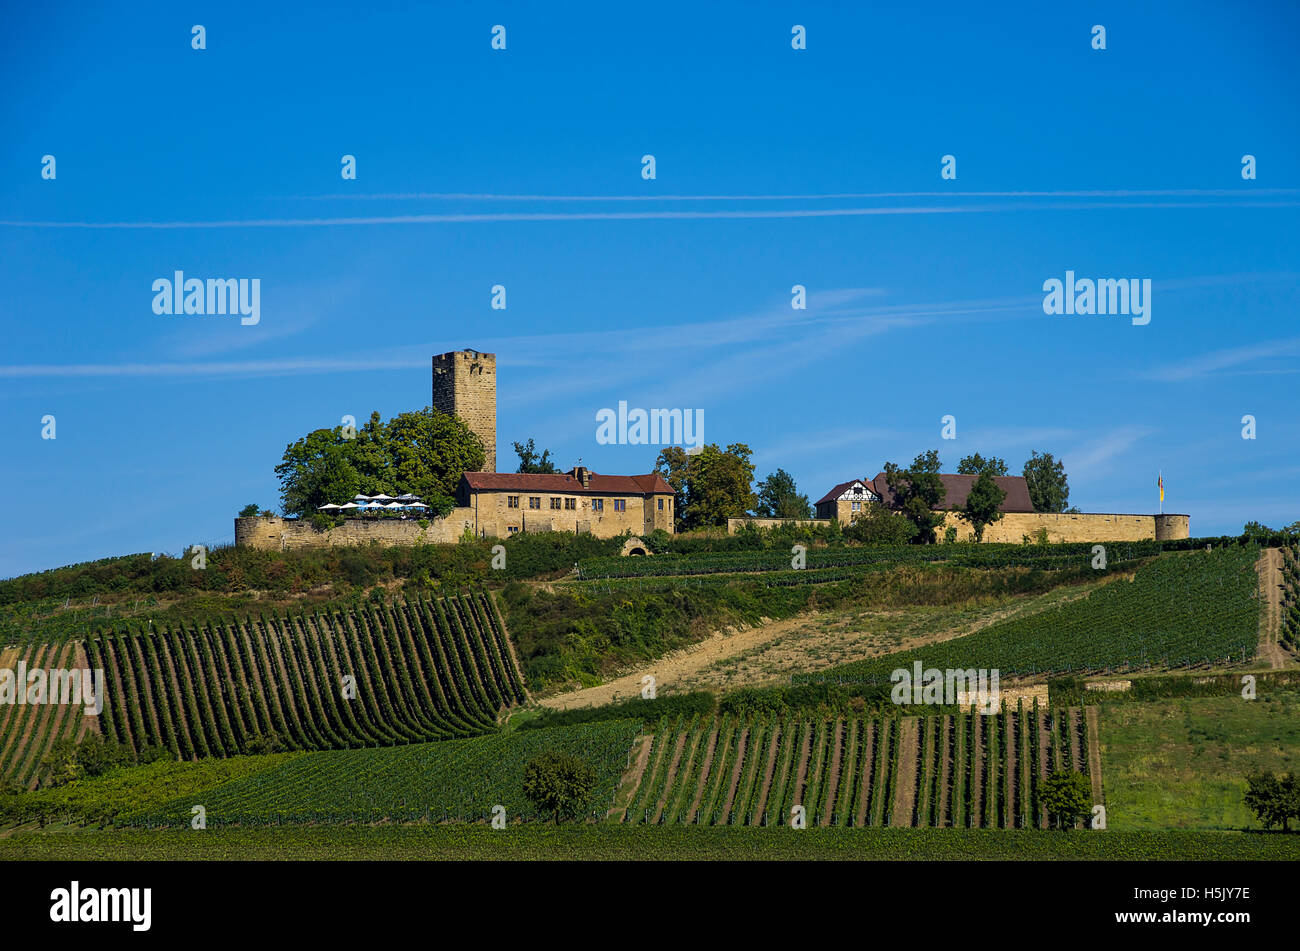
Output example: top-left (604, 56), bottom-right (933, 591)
top-left (726, 512), bottom-right (1190, 542)
top-left (235, 512), bottom-right (478, 551)
top-left (935, 511), bottom-right (1190, 543)
top-left (235, 493), bottom-right (677, 550)
top-left (432, 350), bottom-right (496, 472)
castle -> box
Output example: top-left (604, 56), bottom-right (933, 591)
top-left (236, 349), bottom-right (674, 551)
top-left (235, 348), bottom-right (1189, 551)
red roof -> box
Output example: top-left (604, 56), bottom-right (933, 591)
top-left (869, 472), bottom-right (1035, 513)
top-left (815, 479), bottom-right (877, 506)
top-left (461, 470), bottom-right (673, 495)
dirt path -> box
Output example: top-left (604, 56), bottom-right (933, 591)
top-left (608, 734), bottom-right (653, 821)
top-left (684, 727), bottom-right (720, 824)
top-left (936, 717), bottom-right (951, 826)
top-left (540, 582), bottom-right (1108, 711)
top-left (1258, 549), bottom-right (1287, 670)
top-left (538, 615), bottom-right (814, 710)
top-left (855, 723), bottom-right (876, 826)
top-left (890, 718), bottom-right (920, 828)
top-left (1085, 706), bottom-right (1104, 808)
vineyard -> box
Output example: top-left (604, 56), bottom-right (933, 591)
top-left (0, 641), bottom-right (98, 789)
top-left (614, 705), bottom-right (1099, 829)
top-left (1281, 544), bottom-right (1300, 649)
top-left (82, 591), bottom-right (525, 760)
top-left (123, 719), bottom-right (640, 826)
top-left (576, 541), bottom-right (1163, 581)
top-left (798, 546), bottom-right (1261, 684)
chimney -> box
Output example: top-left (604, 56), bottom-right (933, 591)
top-left (572, 465), bottom-right (591, 488)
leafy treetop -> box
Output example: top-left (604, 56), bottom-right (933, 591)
top-left (275, 408), bottom-right (484, 518)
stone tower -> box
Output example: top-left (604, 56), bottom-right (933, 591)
top-left (432, 349), bottom-right (497, 472)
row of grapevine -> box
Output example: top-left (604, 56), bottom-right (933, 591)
top-left (615, 705), bottom-right (1100, 829)
top-left (1280, 545), bottom-right (1299, 649)
top-left (0, 642), bottom-right (99, 789)
top-left (87, 592), bottom-right (525, 759)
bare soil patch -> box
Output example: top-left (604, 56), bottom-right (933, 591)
top-left (891, 717), bottom-right (920, 827)
top-left (1258, 548), bottom-right (1288, 670)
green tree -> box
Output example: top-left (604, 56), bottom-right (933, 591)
top-left (1023, 451), bottom-right (1070, 513)
top-left (1242, 521), bottom-right (1275, 542)
top-left (1039, 770), bottom-right (1092, 829)
top-left (1244, 770), bottom-right (1298, 831)
top-left (958, 470), bottom-right (1008, 542)
top-left (843, 501), bottom-right (917, 544)
top-left (957, 454), bottom-right (1008, 476)
top-left (755, 468), bottom-right (812, 519)
top-left (653, 443), bottom-right (756, 531)
top-left (384, 409), bottom-right (484, 510)
top-left (274, 427), bottom-right (362, 518)
top-left (653, 446), bottom-right (691, 526)
top-left (522, 750), bottom-right (598, 824)
top-left (513, 438), bottom-right (557, 474)
top-left (882, 450), bottom-right (947, 544)
top-left (238, 503), bottom-right (261, 518)
top-left (274, 408), bottom-right (482, 518)
top-left (39, 735), bottom-right (135, 788)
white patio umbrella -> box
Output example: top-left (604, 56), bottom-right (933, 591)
top-left (383, 501), bottom-right (404, 509)
top-left (353, 494), bottom-right (373, 500)
top-left (317, 503), bottom-right (341, 510)
top-left (371, 493), bottom-right (395, 501)
top-left (408, 502), bottom-right (428, 509)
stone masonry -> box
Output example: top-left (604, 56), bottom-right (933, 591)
top-left (432, 349), bottom-right (496, 472)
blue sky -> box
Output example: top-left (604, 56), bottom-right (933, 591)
top-left (2, 1), bottom-right (1298, 578)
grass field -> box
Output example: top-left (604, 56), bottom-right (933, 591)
top-left (1, 825), bottom-right (1295, 861)
top-left (1099, 690), bottom-right (1300, 831)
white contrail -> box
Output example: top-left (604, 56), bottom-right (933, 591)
top-left (290, 188), bottom-right (1300, 201)
top-left (0, 357), bottom-right (424, 378)
top-left (2, 200), bottom-right (1296, 229)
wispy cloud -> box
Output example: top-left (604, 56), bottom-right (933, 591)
top-left (1142, 336), bottom-right (1300, 382)
top-left (752, 428), bottom-right (902, 465)
top-left (0, 357), bottom-right (425, 379)
top-left (1063, 426), bottom-right (1155, 480)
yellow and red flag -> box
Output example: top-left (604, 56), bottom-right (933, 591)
top-left (1158, 473), bottom-right (1164, 503)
